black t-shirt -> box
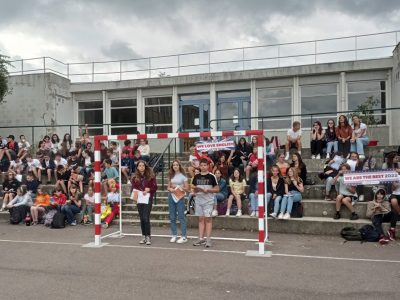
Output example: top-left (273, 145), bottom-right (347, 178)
top-left (192, 172), bottom-right (218, 202)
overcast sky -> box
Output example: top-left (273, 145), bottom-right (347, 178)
top-left (1, 0), bottom-right (399, 63)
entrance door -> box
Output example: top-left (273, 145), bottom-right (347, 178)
top-left (180, 99), bottom-right (209, 151)
top-left (217, 91), bottom-right (251, 130)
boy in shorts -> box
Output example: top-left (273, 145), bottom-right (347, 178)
top-left (192, 158), bottom-right (219, 247)
top-left (285, 121), bottom-right (302, 160)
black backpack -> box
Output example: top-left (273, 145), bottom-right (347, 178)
top-left (291, 202), bottom-right (303, 218)
top-left (9, 206), bottom-right (27, 224)
top-left (359, 224), bottom-right (380, 242)
top-left (51, 212), bottom-right (65, 229)
top-left (187, 195), bottom-right (195, 215)
top-left (340, 226), bottom-right (362, 241)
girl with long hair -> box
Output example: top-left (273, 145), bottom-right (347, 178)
top-left (225, 168), bottom-right (246, 217)
top-left (310, 121), bottom-right (325, 159)
top-left (336, 115), bottom-right (352, 157)
top-left (325, 119), bottom-right (338, 159)
top-left (278, 167), bottom-right (304, 219)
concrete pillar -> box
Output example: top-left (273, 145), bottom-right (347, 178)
top-left (386, 70), bottom-right (392, 145)
top-left (210, 83), bottom-right (216, 130)
top-left (339, 72), bottom-right (346, 111)
top-left (172, 86), bottom-right (179, 132)
top-left (136, 88), bottom-right (145, 133)
top-left (250, 80), bottom-right (257, 129)
top-left (293, 76), bottom-right (300, 122)
top-left (102, 91), bottom-right (108, 135)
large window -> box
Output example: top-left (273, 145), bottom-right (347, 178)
top-left (217, 90), bottom-right (251, 130)
top-left (145, 96), bottom-right (172, 133)
top-left (257, 88), bottom-right (292, 129)
top-left (301, 84), bottom-right (337, 128)
top-left (110, 99), bottom-right (137, 134)
top-left (347, 80), bottom-right (386, 124)
top-left (78, 101), bottom-right (104, 135)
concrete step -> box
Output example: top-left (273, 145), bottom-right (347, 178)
top-left (302, 199), bottom-right (368, 218)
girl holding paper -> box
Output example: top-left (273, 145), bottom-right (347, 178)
top-left (131, 160), bottom-right (158, 245)
top-left (167, 160), bottom-right (189, 244)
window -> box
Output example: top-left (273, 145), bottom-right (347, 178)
top-left (347, 80), bottom-right (386, 124)
top-left (78, 101), bottom-right (103, 135)
top-left (301, 84), bottom-right (337, 128)
top-left (145, 96), bottom-right (172, 133)
top-left (110, 99), bottom-right (137, 134)
top-left (257, 88), bottom-right (292, 129)
top-left (217, 90), bottom-right (251, 130)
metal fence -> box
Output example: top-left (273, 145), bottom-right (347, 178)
top-left (6, 30), bottom-right (400, 83)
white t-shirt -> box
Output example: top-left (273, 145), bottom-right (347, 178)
top-left (287, 128), bottom-right (302, 141)
top-left (346, 160), bottom-right (357, 172)
top-left (18, 141), bottom-right (31, 150)
top-left (352, 123), bottom-right (367, 138)
top-left (84, 157), bottom-right (92, 167)
top-left (54, 158), bottom-right (68, 167)
top-left (331, 155), bottom-right (344, 170)
top-left (84, 194), bottom-right (95, 205)
top-left (107, 192), bottom-right (120, 203)
top-left (28, 159), bottom-right (42, 168)
top-left (170, 173), bottom-right (188, 187)
top-left (392, 180), bottom-right (400, 195)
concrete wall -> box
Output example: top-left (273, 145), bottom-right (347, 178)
top-left (392, 43), bottom-right (400, 145)
top-left (0, 73), bottom-right (72, 145)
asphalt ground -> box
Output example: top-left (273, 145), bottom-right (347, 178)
top-left (0, 221), bottom-right (399, 300)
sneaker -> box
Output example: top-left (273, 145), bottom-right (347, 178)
top-left (170, 236), bottom-right (177, 243)
top-left (388, 228), bottom-right (396, 241)
top-left (311, 155), bottom-right (316, 159)
top-left (255, 211), bottom-right (259, 217)
top-left (145, 236), bottom-right (151, 245)
top-left (205, 240), bottom-right (212, 248)
top-left (379, 235), bottom-right (390, 245)
top-left (102, 223), bottom-right (108, 229)
top-left (358, 195), bottom-right (364, 202)
top-left (333, 212), bottom-right (341, 220)
top-left (326, 153), bottom-right (330, 159)
top-left (176, 237), bottom-right (188, 244)
top-left (278, 213), bottom-right (284, 219)
top-left (350, 213), bottom-right (359, 220)
top-left (0, 207), bottom-right (4, 212)
top-left (316, 154), bottom-right (321, 159)
top-left (285, 153), bottom-right (289, 160)
top-left (250, 211), bottom-right (256, 217)
top-left (225, 210), bottom-right (230, 216)
top-left (193, 239), bottom-right (206, 246)
top-left (139, 237), bottom-right (146, 244)
top-left (211, 209), bottom-right (218, 217)
top-left (236, 209), bottom-right (242, 217)
top-left (269, 212), bottom-right (277, 218)
top-left (283, 213), bottom-right (291, 220)
top-left (70, 221), bottom-right (77, 226)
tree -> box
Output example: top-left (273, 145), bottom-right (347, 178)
top-left (0, 53), bottom-right (12, 103)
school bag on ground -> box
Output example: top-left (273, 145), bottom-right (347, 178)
top-left (44, 209), bottom-right (58, 227)
top-left (10, 206), bottom-right (27, 224)
top-left (51, 212), bottom-right (65, 229)
top-left (359, 224), bottom-right (380, 242)
top-left (340, 226), bottom-right (362, 241)
top-left (291, 202), bottom-right (303, 218)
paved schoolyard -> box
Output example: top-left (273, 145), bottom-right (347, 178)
top-left (0, 221), bottom-right (399, 300)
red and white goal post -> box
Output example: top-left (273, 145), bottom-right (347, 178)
top-left (92, 130), bottom-right (271, 256)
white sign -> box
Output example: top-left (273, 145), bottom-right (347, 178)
top-left (196, 139), bottom-right (235, 152)
top-left (343, 170), bottom-right (399, 185)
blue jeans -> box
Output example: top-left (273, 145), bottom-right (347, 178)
top-left (214, 192), bottom-right (226, 205)
top-left (267, 193), bottom-right (283, 214)
top-left (326, 141), bottom-right (338, 155)
top-left (249, 193), bottom-right (258, 212)
top-left (280, 191), bottom-right (302, 214)
top-left (168, 194), bottom-right (187, 237)
top-left (61, 204), bottom-right (81, 224)
top-left (350, 136), bottom-right (369, 155)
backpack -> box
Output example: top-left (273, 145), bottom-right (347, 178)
top-left (51, 212), bottom-right (65, 229)
top-left (359, 224), bottom-right (380, 242)
top-left (44, 209), bottom-right (58, 227)
top-left (341, 226), bottom-right (362, 241)
top-left (217, 200), bottom-right (227, 216)
top-left (10, 206), bottom-right (27, 224)
top-left (291, 202), bottom-right (303, 218)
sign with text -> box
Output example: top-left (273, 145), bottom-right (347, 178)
top-left (344, 170), bottom-right (400, 185)
top-left (196, 138), bottom-right (235, 152)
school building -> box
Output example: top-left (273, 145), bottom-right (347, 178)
top-left (2, 32), bottom-right (400, 151)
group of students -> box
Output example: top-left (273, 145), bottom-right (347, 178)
top-left (284, 114), bottom-right (369, 160)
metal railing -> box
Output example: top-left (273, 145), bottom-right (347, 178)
top-left (0, 122), bottom-right (155, 146)
top-left (209, 107), bottom-right (400, 131)
top-left (6, 30), bottom-right (400, 83)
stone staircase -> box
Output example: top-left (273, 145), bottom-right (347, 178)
top-left (1, 145), bottom-right (399, 235)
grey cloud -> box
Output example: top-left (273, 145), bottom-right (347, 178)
top-left (101, 41), bottom-right (142, 60)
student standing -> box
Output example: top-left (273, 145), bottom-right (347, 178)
top-left (192, 159), bottom-right (219, 248)
top-left (336, 115), bottom-right (352, 158)
top-left (167, 160), bottom-right (189, 244)
top-left (131, 160), bottom-right (157, 245)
